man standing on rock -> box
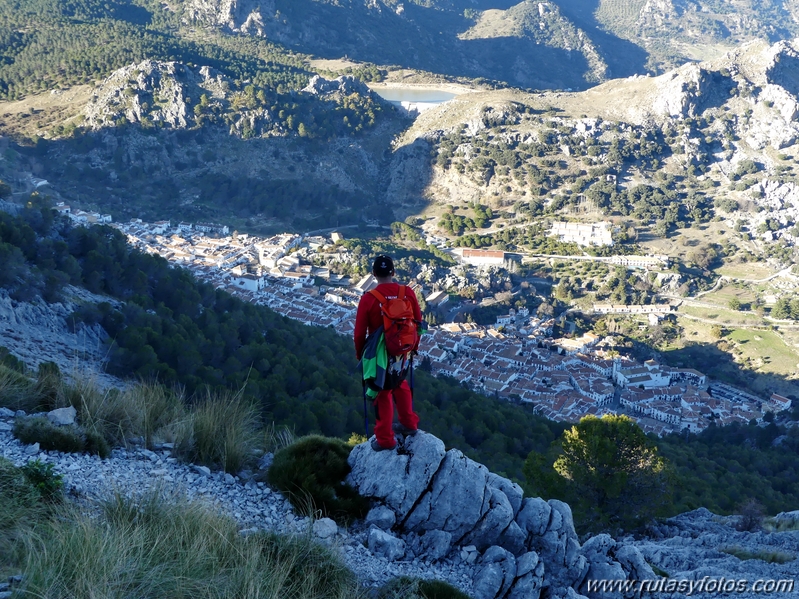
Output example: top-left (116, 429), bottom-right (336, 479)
top-left (354, 255), bottom-right (422, 451)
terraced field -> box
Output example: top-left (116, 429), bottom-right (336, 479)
top-left (594, 0), bottom-right (648, 36)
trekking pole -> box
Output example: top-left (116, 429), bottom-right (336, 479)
top-left (409, 354), bottom-right (414, 402)
top-left (361, 379), bottom-right (369, 439)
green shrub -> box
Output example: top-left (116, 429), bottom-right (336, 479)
top-left (14, 417), bottom-right (84, 453)
top-left (267, 435), bottom-right (369, 524)
top-left (176, 389), bottom-right (260, 473)
top-left (12, 416), bottom-right (109, 457)
top-left (20, 459), bottom-right (64, 502)
top-left (24, 490), bottom-right (365, 599)
top-left (378, 577), bottom-right (472, 599)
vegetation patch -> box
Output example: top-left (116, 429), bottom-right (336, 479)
top-left (719, 545), bottom-right (795, 564)
top-left (22, 490), bottom-right (363, 599)
top-left (0, 457), bottom-right (47, 577)
top-left (377, 576), bottom-right (472, 599)
top-left (267, 435), bottom-right (369, 524)
top-left (13, 416), bottom-right (105, 456)
top-left (175, 390), bottom-right (260, 474)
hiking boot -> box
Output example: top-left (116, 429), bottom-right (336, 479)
top-left (371, 438), bottom-right (396, 452)
top-left (392, 422), bottom-right (418, 436)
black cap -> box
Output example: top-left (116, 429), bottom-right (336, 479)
top-left (372, 255), bottom-right (394, 277)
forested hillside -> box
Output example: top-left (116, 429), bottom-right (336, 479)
top-left (2, 198), bottom-right (799, 523)
top-left (0, 0), bottom-right (312, 100)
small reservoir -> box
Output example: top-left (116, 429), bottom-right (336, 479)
top-left (370, 86), bottom-right (460, 115)
top-left (371, 88), bottom-right (457, 104)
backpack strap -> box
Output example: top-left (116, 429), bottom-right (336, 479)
top-left (398, 285), bottom-right (406, 300)
top-left (368, 289), bottom-right (387, 305)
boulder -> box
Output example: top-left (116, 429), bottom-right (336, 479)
top-left (473, 546), bottom-right (516, 599)
top-left (613, 545), bottom-right (655, 581)
top-left (348, 432), bottom-right (445, 521)
top-left (0, 407), bottom-right (15, 418)
top-left (412, 530), bottom-right (452, 561)
top-left (579, 534), bottom-right (626, 598)
top-left (403, 448), bottom-right (512, 546)
top-left (498, 521), bottom-right (528, 556)
top-left (515, 497), bottom-right (552, 539)
top-left (507, 551), bottom-right (544, 599)
top-left (774, 510), bottom-right (799, 528)
top-left (460, 486), bottom-right (516, 551)
top-left (527, 501), bottom-right (587, 592)
top-left (47, 406), bottom-right (77, 426)
top-left (487, 472), bottom-right (524, 516)
top-left (365, 505), bottom-right (396, 531)
top-left (368, 526), bottom-right (405, 561)
top-left (312, 517), bottom-right (338, 539)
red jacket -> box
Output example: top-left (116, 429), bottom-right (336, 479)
top-left (354, 282), bottom-right (422, 360)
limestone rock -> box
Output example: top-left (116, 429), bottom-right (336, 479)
top-left (347, 432), bottom-right (446, 521)
top-left (473, 546), bottom-right (516, 599)
top-left (412, 530), bottom-right (452, 561)
top-left (507, 551), bottom-right (544, 599)
top-left (527, 500), bottom-right (587, 592)
top-left (487, 472), bottom-right (524, 517)
top-left (368, 526), bottom-right (405, 561)
top-left (515, 497), bottom-right (552, 539)
top-left (403, 449), bottom-right (500, 544)
top-left (313, 517), bottom-right (338, 539)
top-left (774, 510), bottom-right (799, 528)
top-left (47, 406), bottom-right (77, 426)
top-left (498, 521), bottom-right (527, 556)
top-left (302, 75), bottom-right (371, 99)
top-left (365, 505), bottom-right (396, 531)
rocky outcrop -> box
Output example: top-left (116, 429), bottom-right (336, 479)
top-left (0, 288), bottom-right (117, 388)
top-left (185, 0), bottom-right (272, 36)
top-left (82, 60), bottom-right (231, 131)
top-left (302, 75), bottom-right (373, 99)
top-left (348, 432), bottom-right (650, 599)
top-left (651, 63), bottom-right (715, 119)
top-left (627, 508), bottom-right (799, 599)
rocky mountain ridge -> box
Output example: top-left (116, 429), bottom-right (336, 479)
top-left (180, 0), bottom-right (799, 89)
top-left (2, 402), bottom-right (795, 599)
top-left (347, 430), bottom-right (798, 599)
top-left (9, 38), bottom-right (799, 241)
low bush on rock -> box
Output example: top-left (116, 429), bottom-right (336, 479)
top-left (267, 435), bottom-right (368, 524)
top-left (12, 416), bottom-right (110, 457)
top-left (377, 576), bottom-right (472, 599)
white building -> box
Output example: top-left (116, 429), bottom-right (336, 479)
top-left (426, 290), bottom-right (449, 308)
top-left (461, 249), bottom-right (505, 266)
top-left (550, 221), bottom-right (614, 247)
top-left (232, 273), bottom-right (266, 292)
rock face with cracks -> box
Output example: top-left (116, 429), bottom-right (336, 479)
top-left (347, 431), bottom-right (651, 599)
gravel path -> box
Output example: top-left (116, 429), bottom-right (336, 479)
top-left (0, 414), bottom-right (475, 596)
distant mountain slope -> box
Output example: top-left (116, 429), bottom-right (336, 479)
top-left (184, 0), bottom-right (610, 90)
top-left (181, 0), bottom-right (799, 88)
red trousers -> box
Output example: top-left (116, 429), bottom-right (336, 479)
top-left (373, 380), bottom-right (419, 449)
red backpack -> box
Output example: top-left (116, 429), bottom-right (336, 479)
top-left (369, 286), bottom-right (420, 357)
